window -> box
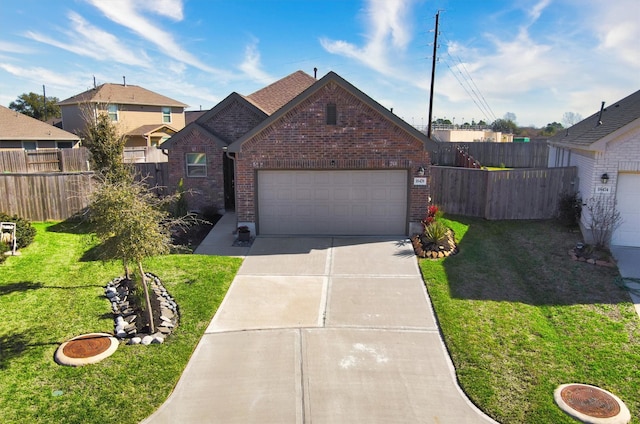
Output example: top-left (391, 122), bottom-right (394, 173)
top-left (326, 103), bottom-right (337, 125)
top-left (162, 107), bottom-right (171, 123)
top-left (107, 104), bottom-right (119, 121)
top-left (22, 141), bottom-right (37, 150)
top-left (56, 141), bottom-right (73, 149)
top-left (186, 153), bottom-right (207, 177)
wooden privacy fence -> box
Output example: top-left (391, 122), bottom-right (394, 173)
top-left (0, 148), bottom-right (90, 173)
top-left (434, 142), bottom-right (549, 168)
top-left (0, 172), bottom-right (94, 221)
top-left (0, 163), bottom-right (171, 221)
top-left (430, 166), bottom-right (577, 220)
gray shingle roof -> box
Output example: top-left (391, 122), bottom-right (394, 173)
top-left (549, 89), bottom-right (640, 148)
top-left (0, 105), bottom-right (80, 141)
top-left (58, 83), bottom-right (188, 108)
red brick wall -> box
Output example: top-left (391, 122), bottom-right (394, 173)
top-left (167, 126), bottom-right (225, 213)
top-left (236, 82), bottom-right (431, 228)
top-left (167, 97), bottom-right (266, 213)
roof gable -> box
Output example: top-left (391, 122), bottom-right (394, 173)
top-left (549, 89), bottom-right (640, 149)
top-left (229, 71), bottom-right (437, 152)
top-left (0, 105), bottom-right (80, 141)
top-left (245, 70), bottom-right (316, 115)
top-left (58, 83), bottom-right (188, 108)
top-left (159, 122), bottom-right (227, 150)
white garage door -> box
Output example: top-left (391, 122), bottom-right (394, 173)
top-left (611, 173), bottom-right (640, 247)
top-left (258, 170), bottom-right (408, 235)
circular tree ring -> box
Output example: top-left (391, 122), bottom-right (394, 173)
top-left (554, 383), bottom-right (631, 424)
top-left (55, 333), bottom-right (119, 366)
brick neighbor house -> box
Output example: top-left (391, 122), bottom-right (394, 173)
top-left (163, 70), bottom-right (437, 236)
top-left (548, 89), bottom-right (640, 247)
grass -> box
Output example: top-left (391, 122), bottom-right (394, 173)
top-left (421, 216), bottom-right (640, 423)
top-left (0, 221), bottom-right (241, 424)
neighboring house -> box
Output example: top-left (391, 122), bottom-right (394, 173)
top-left (432, 127), bottom-right (513, 143)
top-left (548, 89), bottom-right (640, 247)
top-left (58, 83), bottom-right (188, 149)
top-left (0, 105), bottom-right (80, 150)
top-left (164, 70), bottom-right (437, 236)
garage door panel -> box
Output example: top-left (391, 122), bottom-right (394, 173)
top-left (258, 170), bottom-right (407, 235)
top-left (612, 174), bottom-right (640, 247)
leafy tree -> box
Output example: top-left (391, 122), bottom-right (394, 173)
top-left (491, 118), bottom-right (517, 134)
top-left (540, 121), bottom-right (564, 136)
top-left (9, 92), bottom-right (61, 121)
top-left (90, 179), bottom-right (172, 333)
top-left (82, 112), bottom-right (131, 183)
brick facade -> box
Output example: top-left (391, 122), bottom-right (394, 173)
top-left (235, 81), bottom-right (431, 230)
top-left (166, 96), bottom-right (267, 213)
top-left (166, 126), bottom-right (225, 213)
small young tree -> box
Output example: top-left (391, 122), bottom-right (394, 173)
top-left (585, 195), bottom-right (622, 249)
top-left (90, 179), bottom-right (172, 333)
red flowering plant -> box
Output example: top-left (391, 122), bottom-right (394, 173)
top-left (421, 205), bottom-right (442, 229)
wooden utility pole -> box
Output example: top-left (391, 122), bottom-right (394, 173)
top-left (427, 11), bottom-right (440, 139)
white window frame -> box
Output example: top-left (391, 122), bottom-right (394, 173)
top-left (162, 107), bottom-right (171, 123)
top-left (107, 104), bottom-right (119, 122)
top-left (186, 153), bottom-right (207, 177)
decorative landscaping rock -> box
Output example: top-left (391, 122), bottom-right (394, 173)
top-left (569, 246), bottom-right (616, 268)
top-left (411, 229), bottom-right (458, 259)
top-left (105, 273), bottom-right (179, 346)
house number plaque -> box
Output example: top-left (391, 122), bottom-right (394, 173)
top-left (413, 177), bottom-right (427, 186)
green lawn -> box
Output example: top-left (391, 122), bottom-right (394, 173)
top-left (421, 217), bottom-right (640, 423)
top-left (0, 222), bottom-right (241, 424)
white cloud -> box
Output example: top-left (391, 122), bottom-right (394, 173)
top-left (86, 0), bottom-right (229, 75)
top-left (320, 0), bottom-right (415, 76)
top-left (527, 0), bottom-right (552, 22)
top-left (238, 39), bottom-right (275, 84)
top-left (0, 41), bottom-right (31, 54)
top-left (0, 63), bottom-right (83, 89)
top-left (136, 0), bottom-right (184, 21)
top-left (588, 0), bottom-right (640, 68)
top-left (25, 12), bottom-right (150, 67)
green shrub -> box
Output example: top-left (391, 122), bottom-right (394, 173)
top-left (0, 212), bottom-right (37, 249)
top-left (557, 191), bottom-right (581, 227)
top-left (423, 221), bottom-right (449, 244)
top-left (0, 241), bottom-right (7, 264)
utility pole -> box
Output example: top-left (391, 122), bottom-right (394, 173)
top-left (43, 84), bottom-right (47, 121)
top-left (427, 11), bottom-right (440, 139)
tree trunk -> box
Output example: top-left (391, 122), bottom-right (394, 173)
top-left (137, 261), bottom-right (155, 334)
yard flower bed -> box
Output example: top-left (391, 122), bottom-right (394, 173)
top-left (420, 217), bottom-right (640, 423)
top-left (0, 222), bottom-right (241, 424)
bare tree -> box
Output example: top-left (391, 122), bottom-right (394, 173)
top-left (562, 112), bottom-right (583, 127)
top-left (585, 195), bottom-right (622, 248)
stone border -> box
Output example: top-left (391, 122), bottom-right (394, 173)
top-left (54, 333), bottom-right (119, 367)
top-left (554, 383), bottom-right (631, 424)
top-left (410, 229), bottom-right (458, 259)
top-left (106, 273), bottom-right (179, 345)
top-left (569, 248), bottom-right (616, 268)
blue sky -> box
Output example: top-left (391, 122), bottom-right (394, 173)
top-left (0, 0), bottom-right (638, 128)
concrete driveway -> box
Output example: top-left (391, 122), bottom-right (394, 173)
top-left (143, 237), bottom-right (497, 423)
top-left (611, 245), bottom-right (640, 317)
